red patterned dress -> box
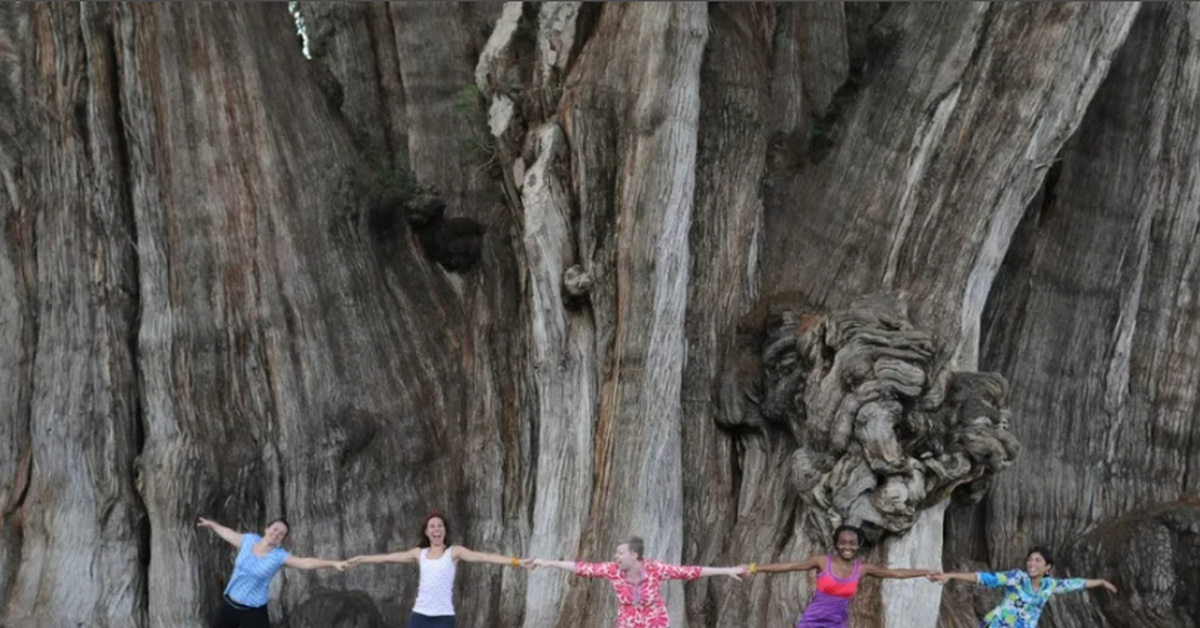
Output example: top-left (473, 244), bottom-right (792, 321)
top-left (575, 560), bottom-right (703, 628)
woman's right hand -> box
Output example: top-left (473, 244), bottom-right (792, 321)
top-left (196, 517), bottom-right (216, 529)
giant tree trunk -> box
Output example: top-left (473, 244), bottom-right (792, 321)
top-left (944, 4), bottom-right (1200, 627)
top-left (2, 3), bottom-right (1199, 628)
top-left (1, 5), bottom-right (145, 626)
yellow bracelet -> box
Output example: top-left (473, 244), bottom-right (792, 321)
top-left (510, 556), bottom-right (520, 567)
top-left (750, 563), bottom-right (758, 574)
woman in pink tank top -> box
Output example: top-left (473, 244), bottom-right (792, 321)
top-left (741, 525), bottom-right (938, 628)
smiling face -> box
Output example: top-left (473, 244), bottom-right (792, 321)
top-left (1026, 551), bottom-right (1051, 577)
top-left (835, 529), bottom-right (861, 561)
top-left (264, 520), bottom-right (289, 546)
top-left (424, 516), bottom-right (446, 547)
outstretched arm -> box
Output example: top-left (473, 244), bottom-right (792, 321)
top-left (649, 562), bottom-right (740, 581)
top-left (533, 559), bottom-right (583, 574)
top-left (696, 566), bottom-right (742, 581)
top-left (453, 547), bottom-right (530, 568)
top-left (1057, 578), bottom-right (1117, 594)
top-left (347, 548), bottom-right (421, 567)
top-left (196, 517), bottom-right (243, 548)
top-left (744, 555), bottom-right (823, 575)
top-left (284, 555), bottom-right (349, 571)
top-left (861, 563), bottom-right (938, 580)
top-left (929, 572), bottom-right (981, 584)
top-left (1083, 579), bottom-right (1118, 593)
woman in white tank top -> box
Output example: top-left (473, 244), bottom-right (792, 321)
top-left (347, 511), bottom-right (531, 628)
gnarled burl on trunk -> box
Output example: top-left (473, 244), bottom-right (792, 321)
top-left (723, 294), bottom-right (1019, 547)
top-left (5, 2), bottom-right (1199, 628)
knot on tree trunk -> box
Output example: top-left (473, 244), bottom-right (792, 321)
top-left (401, 189), bottom-right (448, 227)
top-left (729, 292), bottom-right (1019, 543)
top-left (359, 174), bottom-right (487, 273)
top-left (562, 265), bottom-right (592, 299)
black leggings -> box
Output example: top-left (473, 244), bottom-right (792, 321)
top-left (408, 613), bottom-right (456, 628)
top-left (212, 596), bottom-right (270, 628)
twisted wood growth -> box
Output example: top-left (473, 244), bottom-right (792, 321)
top-left (2, 3), bottom-right (1199, 628)
top-left (725, 294), bottom-right (1018, 546)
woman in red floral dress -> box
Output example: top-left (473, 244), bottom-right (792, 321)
top-left (534, 536), bottom-right (741, 627)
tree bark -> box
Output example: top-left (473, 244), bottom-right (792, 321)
top-left (2, 5), bottom-right (145, 626)
top-left (0, 1), bottom-right (34, 611)
top-left (549, 6), bottom-right (710, 627)
top-left (4, 3), bottom-right (1200, 628)
top-left (680, 4), bottom-right (773, 627)
top-left (944, 4), bottom-right (1200, 627)
top-left (115, 3), bottom-right (526, 627)
top-left (714, 3), bottom-right (1137, 626)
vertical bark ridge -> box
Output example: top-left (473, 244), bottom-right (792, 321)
top-left (681, 3), bottom-right (772, 626)
top-left (0, 1), bottom-right (36, 612)
top-left (551, 4), bottom-right (708, 627)
top-left (3, 4), bottom-right (146, 626)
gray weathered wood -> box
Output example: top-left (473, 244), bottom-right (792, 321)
top-left (4, 3), bottom-right (1199, 628)
top-left (1, 5), bottom-right (146, 627)
top-left (944, 5), bottom-right (1200, 627)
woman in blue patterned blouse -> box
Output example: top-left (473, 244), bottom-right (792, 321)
top-left (198, 516), bottom-right (349, 628)
top-left (930, 546), bottom-right (1116, 628)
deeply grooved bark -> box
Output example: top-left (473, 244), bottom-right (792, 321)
top-left (946, 5), bottom-right (1200, 626)
top-left (6, 3), bottom-right (1200, 627)
top-left (681, 4), bottom-right (771, 626)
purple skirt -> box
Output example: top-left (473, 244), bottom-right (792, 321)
top-left (796, 591), bottom-right (851, 628)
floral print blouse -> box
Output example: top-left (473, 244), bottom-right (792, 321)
top-left (978, 570), bottom-right (1085, 627)
top-left (575, 560), bottom-right (703, 628)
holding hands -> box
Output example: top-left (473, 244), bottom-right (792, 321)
top-left (716, 566), bottom-right (742, 581)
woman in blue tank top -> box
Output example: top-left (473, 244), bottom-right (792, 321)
top-left (198, 516), bottom-right (349, 628)
top-left (346, 510), bottom-right (533, 628)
